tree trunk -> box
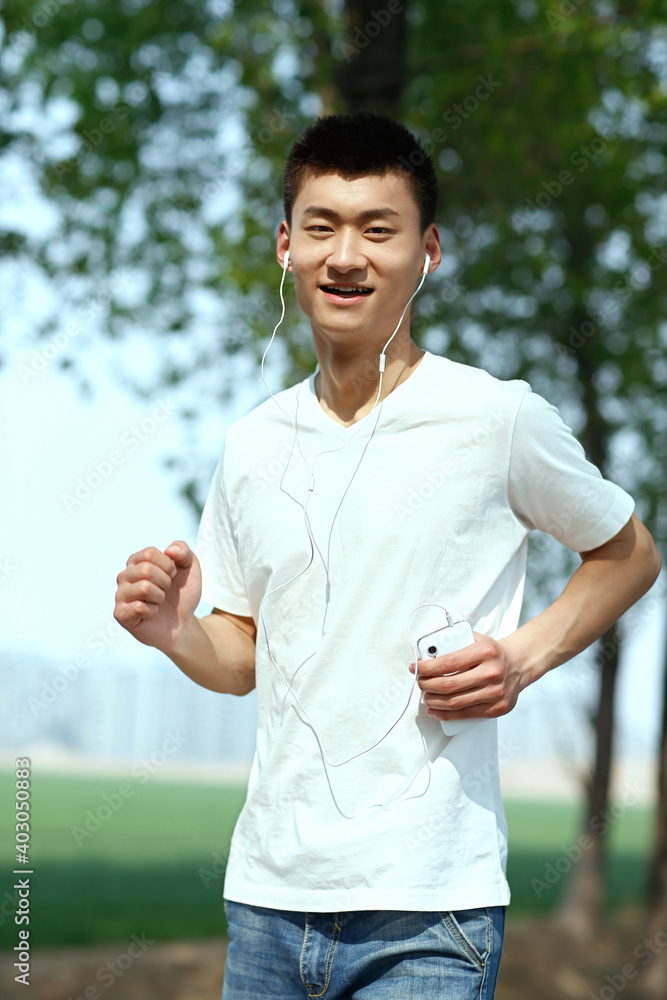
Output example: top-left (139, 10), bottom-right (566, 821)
top-left (548, 316), bottom-right (620, 941)
top-left (554, 624), bottom-right (621, 941)
top-left (334, 0), bottom-right (409, 113)
top-left (635, 632), bottom-right (667, 998)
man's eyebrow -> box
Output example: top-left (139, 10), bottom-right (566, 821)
top-left (301, 206), bottom-right (401, 221)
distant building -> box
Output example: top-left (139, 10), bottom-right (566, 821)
top-left (2, 650), bottom-right (257, 764)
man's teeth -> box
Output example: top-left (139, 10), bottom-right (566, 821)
top-left (326, 286), bottom-right (371, 293)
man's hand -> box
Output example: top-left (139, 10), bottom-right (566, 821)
top-left (409, 633), bottom-right (525, 721)
top-left (114, 541), bottom-right (202, 652)
top-left (409, 513), bottom-right (661, 720)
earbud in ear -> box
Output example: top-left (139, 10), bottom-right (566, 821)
top-left (422, 252), bottom-right (431, 276)
top-left (283, 249), bottom-right (290, 271)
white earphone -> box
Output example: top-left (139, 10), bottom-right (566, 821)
top-left (283, 248), bottom-right (290, 270)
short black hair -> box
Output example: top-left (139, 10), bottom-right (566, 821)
top-left (283, 109), bottom-right (438, 236)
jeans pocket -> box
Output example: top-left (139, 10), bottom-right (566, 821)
top-left (439, 907), bottom-right (489, 970)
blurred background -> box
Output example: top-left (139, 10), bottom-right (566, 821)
top-left (1, 0), bottom-right (666, 997)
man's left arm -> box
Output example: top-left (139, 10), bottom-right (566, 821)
top-left (411, 513), bottom-right (661, 721)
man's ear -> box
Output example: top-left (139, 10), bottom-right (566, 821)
top-left (277, 220), bottom-right (291, 270)
top-left (423, 223), bottom-right (441, 273)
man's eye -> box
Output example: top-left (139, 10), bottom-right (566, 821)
top-left (306, 226), bottom-right (393, 233)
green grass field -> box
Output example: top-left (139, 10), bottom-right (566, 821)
top-left (0, 772), bottom-right (654, 949)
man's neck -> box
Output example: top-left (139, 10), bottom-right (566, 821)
top-left (313, 341), bottom-right (425, 427)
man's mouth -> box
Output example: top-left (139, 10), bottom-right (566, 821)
top-left (319, 284), bottom-right (374, 299)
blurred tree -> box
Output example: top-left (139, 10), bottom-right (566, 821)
top-left (639, 549), bottom-right (667, 999)
top-left (1, 0), bottom-right (665, 947)
top-left (398, 0), bottom-right (667, 949)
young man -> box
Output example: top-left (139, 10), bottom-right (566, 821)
top-left (114, 111), bottom-right (660, 999)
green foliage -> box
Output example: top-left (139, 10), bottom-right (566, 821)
top-left (402, 2), bottom-right (667, 528)
top-left (0, 0), bottom-right (665, 541)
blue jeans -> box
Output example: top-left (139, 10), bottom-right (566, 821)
top-left (222, 899), bottom-right (506, 999)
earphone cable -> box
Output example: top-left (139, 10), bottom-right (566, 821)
top-left (255, 254), bottom-right (437, 775)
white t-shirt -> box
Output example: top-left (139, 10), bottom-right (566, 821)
top-left (195, 349), bottom-right (634, 912)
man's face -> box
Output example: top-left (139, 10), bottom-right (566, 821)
top-left (281, 170), bottom-right (434, 352)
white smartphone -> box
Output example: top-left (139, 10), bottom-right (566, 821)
top-left (417, 619), bottom-right (475, 664)
top-left (415, 619), bottom-right (483, 737)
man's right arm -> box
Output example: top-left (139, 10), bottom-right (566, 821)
top-left (114, 541), bottom-right (256, 696)
top-left (165, 609), bottom-right (257, 696)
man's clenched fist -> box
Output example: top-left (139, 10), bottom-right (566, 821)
top-left (113, 541), bottom-right (202, 651)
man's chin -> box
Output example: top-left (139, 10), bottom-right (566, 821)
top-left (310, 306), bottom-right (395, 340)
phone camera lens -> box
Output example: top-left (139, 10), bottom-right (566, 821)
top-left (427, 644), bottom-right (437, 655)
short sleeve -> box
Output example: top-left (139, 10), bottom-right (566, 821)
top-left (195, 447), bottom-right (253, 617)
top-left (507, 389), bottom-right (635, 551)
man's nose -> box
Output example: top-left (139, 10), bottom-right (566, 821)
top-left (326, 234), bottom-right (368, 273)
